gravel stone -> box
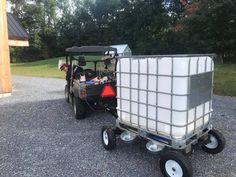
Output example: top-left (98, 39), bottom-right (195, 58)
top-left (0, 76), bottom-right (235, 177)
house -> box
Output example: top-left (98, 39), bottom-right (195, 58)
top-left (110, 44), bottom-right (132, 57)
top-left (0, 0), bottom-right (29, 97)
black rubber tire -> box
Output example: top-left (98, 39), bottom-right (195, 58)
top-left (202, 129), bottom-right (225, 154)
top-left (159, 150), bottom-right (193, 177)
top-left (65, 85), bottom-right (70, 103)
top-left (72, 96), bottom-right (86, 119)
top-left (101, 126), bottom-right (116, 151)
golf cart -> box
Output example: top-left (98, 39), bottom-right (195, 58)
top-left (64, 46), bottom-right (118, 119)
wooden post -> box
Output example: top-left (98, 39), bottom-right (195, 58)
top-left (0, 0), bottom-right (12, 96)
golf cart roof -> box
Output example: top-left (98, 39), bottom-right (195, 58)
top-left (65, 46), bottom-right (117, 54)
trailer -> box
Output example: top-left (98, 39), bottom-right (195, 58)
top-left (101, 54), bottom-right (225, 177)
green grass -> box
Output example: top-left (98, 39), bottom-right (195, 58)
top-left (11, 57), bottom-right (65, 79)
top-left (11, 58), bottom-right (236, 96)
top-left (11, 55), bottom-right (110, 79)
top-left (214, 64), bottom-right (236, 96)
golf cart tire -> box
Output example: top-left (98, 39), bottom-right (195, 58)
top-left (159, 150), bottom-right (193, 177)
top-left (201, 129), bottom-right (225, 154)
top-left (101, 126), bottom-right (116, 151)
top-left (65, 85), bottom-right (70, 103)
top-left (72, 96), bottom-right (86, 119)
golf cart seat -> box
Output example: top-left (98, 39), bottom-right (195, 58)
top-left (84, 69), bottom-right (96, 80)
top-left (72, 65), bottom-right (84, 80)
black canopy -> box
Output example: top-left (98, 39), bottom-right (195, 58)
top-left (65, 46), bottom-right (117, 54)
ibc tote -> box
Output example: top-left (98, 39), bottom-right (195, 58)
top-left (116, 56), bottom-right (213, 139)
top-left (101, 55), bottom-right (225, 177)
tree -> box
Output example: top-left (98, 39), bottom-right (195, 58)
top-left (175, 0), bottom-right (236, 62)
top-left (8, 0), bottom-right (236, 63)
top-left (8, 0), bottom-right (59, 61)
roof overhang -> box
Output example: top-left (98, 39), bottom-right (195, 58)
top-left (8, 39), bottom-right (29, 47)
top-left (7, 13), bottom-right (29, 47)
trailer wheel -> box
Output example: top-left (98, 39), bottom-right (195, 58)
top-left (159, 151), bottom-right (193, 177)
top-left (72, 96), bottom-right (86, 119)
top-left (202, 129), bottom-right (225, 154)
top-left (101, 126), bottom-right (116, 150)
top-left (65, 85), bottom-right (70, 103)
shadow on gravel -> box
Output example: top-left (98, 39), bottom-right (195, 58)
top-left (0, 97), bottom-right (234, 177)
top-left (0, 98), bottom-right (161, 177)
top-left (0, 98), bottom-right (113, 132)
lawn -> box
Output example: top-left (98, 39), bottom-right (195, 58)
top-left (11, 56), bottom-right (102, 79)
top-left (11, 57), bottom-right (236, 96)
top-left (11, 57), bottom-right (65, 79)
top-left (214, 64), bottom-right (236, 96)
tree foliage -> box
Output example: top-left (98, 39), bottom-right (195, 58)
top-left (8, 0), bottom-right (236, 63)
top-left (176, 0), bottom-right (236, 62)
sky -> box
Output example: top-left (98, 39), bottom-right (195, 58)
top-left (7, 1), bottom-right (12, 12)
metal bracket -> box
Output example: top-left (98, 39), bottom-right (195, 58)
top-left (105, 107), bottom-right (118, 119)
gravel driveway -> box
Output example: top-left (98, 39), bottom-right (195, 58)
top-left (0, 76), bottom-right (235, 177)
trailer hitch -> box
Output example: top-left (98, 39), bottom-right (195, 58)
top-left (105, 107), bottom-right (118, 119)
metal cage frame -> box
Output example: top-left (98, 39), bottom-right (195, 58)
top-left (115, 54), bottom-right (215, 151)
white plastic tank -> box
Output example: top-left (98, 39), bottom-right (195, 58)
top-left (116, 56), bottom-right (214, 139)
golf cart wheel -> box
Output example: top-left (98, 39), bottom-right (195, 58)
top-left (101, 126), bottom-right (116, 150)
top-left (65, 85), bottom-right (70, 103)
top-left (72, 96), bottom-right (86, 119)
top-left (202, 129), bottom-right (225, 154)
top-left (159, 150), bottom-right (193, 177)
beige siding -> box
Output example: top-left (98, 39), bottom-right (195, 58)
top-left (0, 0), bottom-right (12, 94)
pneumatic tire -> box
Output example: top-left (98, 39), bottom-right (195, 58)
top-left (65, 85), bottom-right (70, 103)
top-left (72, 96), bottom-right (86, 119)
top-left (202, 129), bottom-right (225, 154)
top-left (101, 126), bottom-right (116, 150)
top-left (159, 150), bottom-right (193, 177)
